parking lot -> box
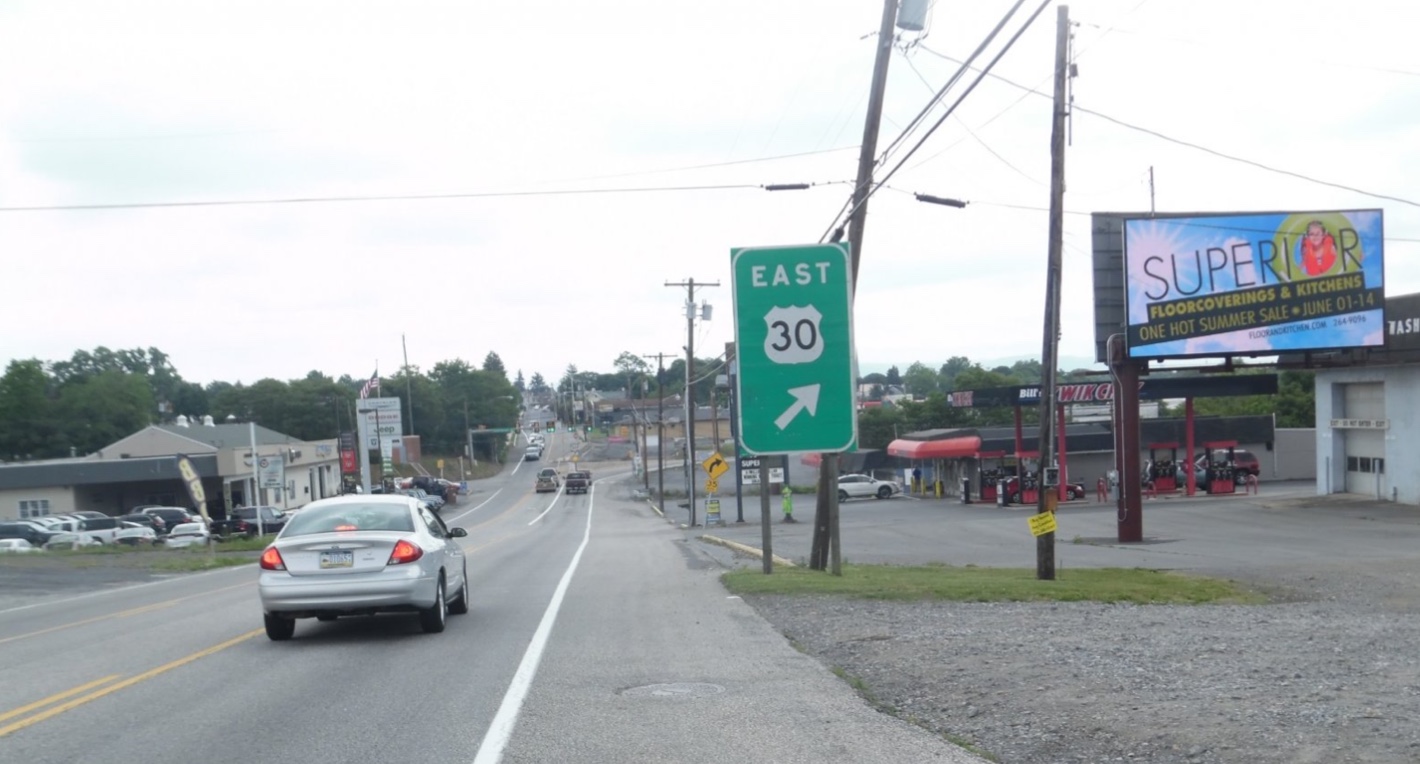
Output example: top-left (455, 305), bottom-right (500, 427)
top-left (678, 479), bottom-right (1420, 577)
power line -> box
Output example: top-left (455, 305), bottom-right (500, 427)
top-left (1074, 108), bottom-right (1420, 209)
top-left (904, 51), bottom-right (1420, 210)
top-left (900, 51), bottom-right (1044, 186)
top-left (0, 181), bottom-right (824, 213)
top-left (825, 0), bottom-right (1053, 241)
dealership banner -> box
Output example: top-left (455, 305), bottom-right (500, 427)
top-left (1124, 209), bottom-right (1385, 359)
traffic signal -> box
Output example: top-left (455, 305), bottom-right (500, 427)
top-left (548, 423), bottom-right (557, 433)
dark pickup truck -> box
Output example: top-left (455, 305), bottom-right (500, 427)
top-left (564, 471), bottom-right (591, 495)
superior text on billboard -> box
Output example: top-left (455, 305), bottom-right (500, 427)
top-left (1124, 209), bottom-right (1384, 358)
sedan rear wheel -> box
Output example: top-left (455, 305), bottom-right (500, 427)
top-left (838, 490), bottom-right (850, 502)
top-left (420, 576), bottom-right (447, 634)
top-left (264, 612), bottom-right (295, 641)
top-left (449, 568), bottom-right (470, 615)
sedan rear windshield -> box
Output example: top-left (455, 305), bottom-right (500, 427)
top-left (282, 504), bottom-right (416, 537)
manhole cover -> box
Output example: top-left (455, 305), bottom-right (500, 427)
top-left (620, 682), bottom-right (725, 698)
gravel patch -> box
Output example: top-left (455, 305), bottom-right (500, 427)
top-left (739, 561), bottom-right (1420, 763)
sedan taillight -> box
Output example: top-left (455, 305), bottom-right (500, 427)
top-left (387, 539), bottom-right (423, 565)
top-left (259, 547), bottom-right (286, 571)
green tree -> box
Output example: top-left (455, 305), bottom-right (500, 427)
top-left (514, 370), bottom-right (526, 392)
top-left (55, 370), bottom-right (155, 455)
top-left (885, 365), bottom-right (902, 387)
top-left (938, 356), bottom-right (974, 391)
top-left (902, 362), bottom-right (939, 397)
top-left (1275, 371), bottom-right (1315, 427)
top-left (529, 373), bottom-right (549, 393)
top-left (1008, 359), bottom-right (1043, 384)
top-left (857, 406), bottom-right (906, 449)
top-left (613, 352), bottom-right (650, 398)
top-left (482, 352), bottom-right (507, 378)
top-left (0, 359), bottom-right (61, 459)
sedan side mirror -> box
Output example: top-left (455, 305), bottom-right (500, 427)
top-left (448, 527), bottom-right (468, 538)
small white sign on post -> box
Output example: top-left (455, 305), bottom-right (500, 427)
top-left (258, 455), bottom-right (285, 490)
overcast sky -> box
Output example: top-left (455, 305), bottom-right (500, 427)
top-left (2, 0), bottom-right (1416, 389)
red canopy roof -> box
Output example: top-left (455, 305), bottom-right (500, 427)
top-left (886, 435), bottom-right (983, 460)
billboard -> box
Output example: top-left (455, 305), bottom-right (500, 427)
top-left (1124, 209), bottom-right (1384, 359)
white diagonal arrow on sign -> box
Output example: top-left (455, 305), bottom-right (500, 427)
top-left (774, 384), bottom-right (821, 430)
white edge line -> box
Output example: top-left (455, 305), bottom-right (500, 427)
top-left (527, 484), bottom-right (564, 526)
top-left (446, 488), bottom-right (503, 524)
top-left (472, 477), bottom-right (602, 764)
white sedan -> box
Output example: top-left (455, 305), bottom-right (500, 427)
top-left (0, 538), bottom-right (40, 553)
top-left (164, 522), bottom-right (212, 548)
top-left (257, 495), bottom-right (469, 640)
top-left (837, 474), bottom-right (904, 501)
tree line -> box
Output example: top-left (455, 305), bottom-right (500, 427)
top-left (0, 346), bottom-right (1315, 462)
top-left (0, 347), bottom-right (725, 462)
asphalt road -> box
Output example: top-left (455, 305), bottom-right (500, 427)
top-left (0, 429), bottom-right (987, 764)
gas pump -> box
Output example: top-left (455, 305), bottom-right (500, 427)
top-left (1011, 451), bottom-right (1041, 505)
top-left (1200, 440), bottom-right (1238, 495)
top-left (977, 451), bottom-right (1007, 502)
top-left (1147, 442), bottom-right (1179, 493)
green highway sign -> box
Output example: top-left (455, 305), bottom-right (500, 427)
top-left (731, 243), bottom-right (857, 455)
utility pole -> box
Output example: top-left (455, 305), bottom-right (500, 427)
top-left (402, 334), bottom-right (414, 436)
top-left (665, 279), bottom-right (718, 527)
top-left (1034, 4), bottom-right (1072, 581)
top-left (1148, 165), bottom-right (1155, 214)
top-left (726, 341), bottom-right (744, 524)
top-left (812, 0), bottom-right (899, 575)
top-left (644, 352), bottom-right (674, 511)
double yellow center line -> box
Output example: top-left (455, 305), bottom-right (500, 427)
top-left (0, 628), bottom-right (262, 738)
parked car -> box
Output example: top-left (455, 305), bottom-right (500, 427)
top-left (212, 506), bottom-right (285, 538)
top-left (67, 511), bottom-right (108, 520)
top-left (837, 474), bottom-right (903, 501)
top-left (71, 516), bottom-right (127, 545)
top-left (42, 532), bottom-right (104, 550)
top-left (257, 495), bottom-right (469, 640)
top-left (1000, 476), bottom-right (1087, 503)
top-left (114, 525), bottom-right (160, 546)
top-left (0, 522), bottom-right (61, 547)
top-left (0, 538), bottom-right (41, 553)
top-left (164, 522), bottom-right (213, 548)
top-left (139, 507), bottom-right (203, 532)
top-left (1193, 449), bottom-right (1261, 487)
top-left (117, 513), bottom-right (167, 535)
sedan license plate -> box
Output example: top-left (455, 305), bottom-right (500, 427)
top-left (319, 550), bottom-right (354, 569)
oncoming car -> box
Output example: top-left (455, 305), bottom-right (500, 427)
top-left (257, 495), bottom-right (469, 640)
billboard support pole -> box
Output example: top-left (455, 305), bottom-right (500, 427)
top-left (1117, 360), bottom-right (1144, 542)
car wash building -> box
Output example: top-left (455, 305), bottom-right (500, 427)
top-left (1287, 291), bottom-right (1420, 503)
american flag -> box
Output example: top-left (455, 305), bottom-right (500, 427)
top-left (359, 371), bottom-right (380, 399)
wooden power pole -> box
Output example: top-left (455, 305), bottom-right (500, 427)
top-left (1035, 4), bottom-right (1072, 581)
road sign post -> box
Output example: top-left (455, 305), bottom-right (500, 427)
top-left (731, 243), bottom-right (857, 455)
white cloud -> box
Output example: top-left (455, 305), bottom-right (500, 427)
top-left (1, 0), bottom-right (1416, 388)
